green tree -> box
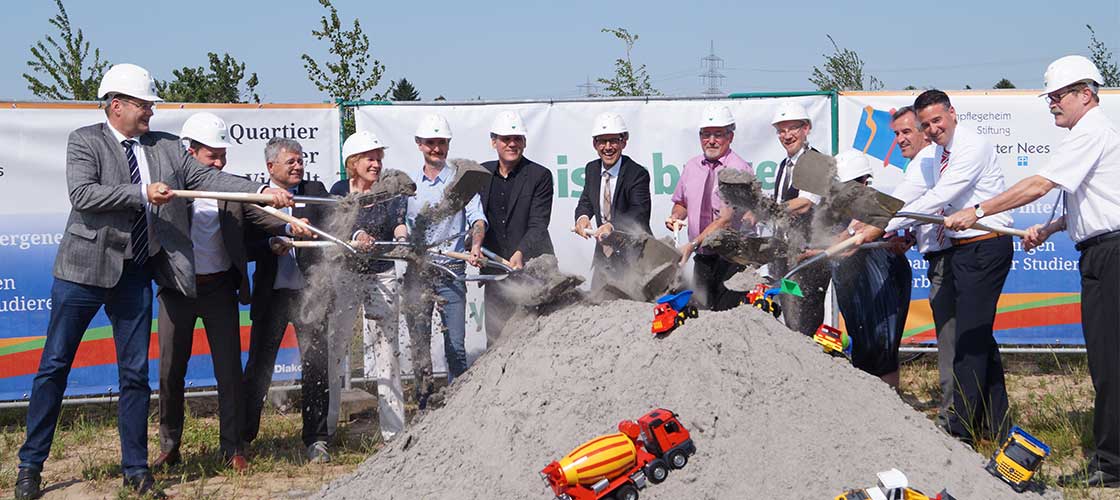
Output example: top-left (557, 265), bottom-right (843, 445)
top-left (434, 95), bottom-right (446, 101)
top-left (156, 53), bottom-right (260, 103)
top-left (809, 35), bottom-right (882, 91)
top-left (993, 78), bottom-right (1016, 89)
top-left (23, 0), bottom-right (109, 100)
top-left (391, 77), bottom-right (420, 101)
top-left (1087, 24), bottom-right (1120, 87)
top-left (903, 85), bottom-right (919, 90)
top-left (302, 0), bottom-right (391, 102)
top-left (597, 28), bottom-right (660, 97)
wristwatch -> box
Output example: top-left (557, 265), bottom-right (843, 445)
top-left (973, 203), bottom-right (985, 218)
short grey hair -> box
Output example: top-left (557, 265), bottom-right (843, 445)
top-left (265, 137), bottom-right (302, 163)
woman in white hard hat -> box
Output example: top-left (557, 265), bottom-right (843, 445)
top-left (326, 130), bottom-right (408, 442)
top-left (827, 151), bottom-right (912, 388)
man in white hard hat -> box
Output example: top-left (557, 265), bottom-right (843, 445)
top-left (151, 113), bottom-right (288, 474)
top-left (866, 89), bottom-right (1014, 446)
top-left (574, 112), bottom-right (652, 290)
top-left (13, 63), bottom-right (293, 500)
top-left (241, 137), bottom-right (334, 464)
top-left (887, 105), bottom-right (960, 429)
top-left (480, 110), bottom-right (554, 344)
top-left (667, 104), bottom-right (751, 310)
top-left (326, 130), bottom-right (409, 441)
top-left (404, 114), bottom-right (487, 407)
top-left (767, 101), bottom-right (832, 336)
top-left (825, 151), bottom-right (912, 387)
top-left (944, 55), bottom-right (1120, 487)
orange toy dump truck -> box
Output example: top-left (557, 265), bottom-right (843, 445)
top-left (540, 408), bottom-right (696, 500)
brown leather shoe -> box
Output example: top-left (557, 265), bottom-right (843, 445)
top-left (227, 454), bottom-right (249, 473)
top-left (151, 449), bottom-right (181, 469)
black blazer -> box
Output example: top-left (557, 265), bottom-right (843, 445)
top-left (479, 157), bottom-right (554, 261)
top-left (247, 180), bottom-right (330, 320)
top-left (216, 200), bottom-right (286, 305)
top-left (574, 155), bottom-right (652, 266)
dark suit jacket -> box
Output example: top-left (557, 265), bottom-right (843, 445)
top-left (214, 200), bottom-right (286, 305)
top-left (246, 180), bottom-right (330, 320)
top-left (480, 157), bottom-right (554, 260)
top-left (574, 155), bottom-right (652, 267)
top-left (56, 122), bottom-right (264, 297)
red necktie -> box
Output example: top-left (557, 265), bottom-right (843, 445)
top-left (936, 149), bottom-right (951, 246)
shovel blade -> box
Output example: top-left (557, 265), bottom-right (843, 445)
top-left (791, 150), bottom-right (836, 198)
top-left (832, 182), bottom-right (905, 229)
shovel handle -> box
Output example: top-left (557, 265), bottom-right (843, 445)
top-left (176, 190), bottom-right (275, 204)
top-left (894, 211), bottom-right (1029, 238)
top-left (290, 240), bottom-right (360, 248)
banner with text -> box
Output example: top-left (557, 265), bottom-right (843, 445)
top-left (838, 91), bottom-right (1120, 346)
top-left (356, 97), bottom-right (834, 365)
top-left (0, 103), bottom-right (339, 401)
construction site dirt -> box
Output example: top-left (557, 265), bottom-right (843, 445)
top-left (315, 299), bottom-right (1062, 499)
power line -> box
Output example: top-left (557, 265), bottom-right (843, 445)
top-left (699, 41), bottom-right (725, 96)
top-left (576, 75), bottom-right (601, 97)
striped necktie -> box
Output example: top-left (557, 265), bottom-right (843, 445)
top-left (601, 170), bottom-right (613, 223)
top-left (935, 149), bottom-right (951, 246)
top-left (122, 140), bottom-right (149, 266)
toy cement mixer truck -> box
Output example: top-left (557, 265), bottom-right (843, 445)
top-left (540, 408), bottom-right (696, 500)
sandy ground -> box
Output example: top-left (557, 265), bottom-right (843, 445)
top-left (317, 299), bottom-right (1063, 499)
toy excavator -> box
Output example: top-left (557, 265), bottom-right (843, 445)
top-left (743, 283), bottom-right (782, 319)
top-left (835, 469), bottom-right (956, 500)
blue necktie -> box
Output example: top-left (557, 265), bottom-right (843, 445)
top-left (122, 140), bottom-right (148, 266)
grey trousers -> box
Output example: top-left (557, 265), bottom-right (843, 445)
top-left (926, 250), bottom-right (957, 427)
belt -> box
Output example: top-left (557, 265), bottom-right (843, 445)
top-left (196, 270), bottom-right (228, 285)
top-left (950, 232), bottom-right (1000, 247)
top-left (1076, 230), bottom-right (1120, 252)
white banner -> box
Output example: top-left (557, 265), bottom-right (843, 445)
top-left (356, 96), bottom-right (833, 366)
top-left (837, 90), bottom-right (1120, 345)
top-left (0, 103), bottom-right (339, 401)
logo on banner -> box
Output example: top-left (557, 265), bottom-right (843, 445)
top-left (852, 106), bottom-right (908, 171)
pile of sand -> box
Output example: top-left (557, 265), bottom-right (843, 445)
top-left (318, 300), bottom-right (1059, 499)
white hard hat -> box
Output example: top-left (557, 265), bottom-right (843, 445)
top-left (415, 114), bottom-right (453, 139)
top-left (97, 63), bottom-right (162, 102)
top-left (834, 150), bottom-right (873, 182)
top-left (771, 101), bottom-right (811, 125)
top-left (490, 111), bottom-right (527, 136)
top-left (591, 112), bottom-right (628, 137)
top-left (1041, 55), bottom-right (1105, 96)
top-left (180, 112), bottom-right (233, 149)
top-left (698, 105), bottom-right (735, 128)
top-left (342, 130), bottom-right (387, 161)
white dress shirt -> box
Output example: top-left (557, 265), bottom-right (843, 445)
top-left (884, 126), bottom-right (1013, 238)
top-left (191, 198), bottom-right (232, 274)
top-left (106, 121), bottom-right (162, 257)
top-left (1037, 107), bottom-right (1120, 243)
top-left (889, 145), bottom-right (948, 254)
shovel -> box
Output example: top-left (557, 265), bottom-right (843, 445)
top-left (249, 204), bottom-right (359, 255)
top-left (894, 211), bottom-right (1029, 238)
top-left (779, 233), bottom-right (862, 288)
top-left (413, 159), bottom-right (491, 225)
top-left (701, 229), bottom-right (787, 267)
top-left (175, 190), bottom-right (342, 205)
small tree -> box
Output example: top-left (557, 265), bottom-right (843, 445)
top-left (434, 95), bottom-right (446, 101)
top-left (301, 0), bottom-right (391, 102)
top-left (1087, 24), bottom-right (1120, 87)
top-left (391, 77), bottom-right (420, 101)
top-left (809, 35), bottom-right (883, 91)
top-left (993, 78), bottom-right (1016, 89)
top-left (23, 0), bottom-right (109, 100)
top-left (597, 28), bottom-right (661, 97)
top-left (156, 53), bottom-right (260, 103)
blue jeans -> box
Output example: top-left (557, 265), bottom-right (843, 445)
top-left (435, 279), bottom-right (468, 382)
top-left (19, 260), bottom-right (154, 477)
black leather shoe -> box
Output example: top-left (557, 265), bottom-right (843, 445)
top-left (14, 467), bottom-right (41, 500)
top-left (1058, 469), bottom-right (1120, 488)
top-left (123, 472), bottom-right (167, 499)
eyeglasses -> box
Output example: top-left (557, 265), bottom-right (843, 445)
top-left (699, 130), bottom-right (729, 140)
top-left (117, 97), bottom-right (155, 112)
top-left (1045, 85), bottom-right (1084, 105)
top-left (775, 123), bottom-right (805, 135)
top-left (594, 136), bottom-right (624, 146)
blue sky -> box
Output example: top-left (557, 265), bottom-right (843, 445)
top-left (2, 0), bottom-right (1117, 102)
